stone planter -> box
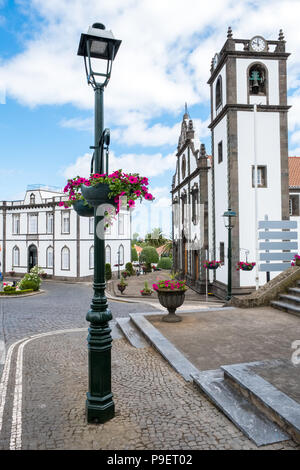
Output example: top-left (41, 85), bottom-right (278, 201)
top-left (73, 199), bottom-right (94, 217)
top-left (207, 265), bottom-right (219, 270)
top-left (81, 183), bottom-right (116, 208)
top-left (141, 291), bottom-right (152, 296)
top-left (117, 284), bottom-right (127, 294)
top-left (157, 290), bottom-right (186, 322)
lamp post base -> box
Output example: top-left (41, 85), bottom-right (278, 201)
top-left (86, 394), bottom-right (115, 424)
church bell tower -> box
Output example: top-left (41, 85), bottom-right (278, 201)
top-left (208, 28), bottom-right (290, 297)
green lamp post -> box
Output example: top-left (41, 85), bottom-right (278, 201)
top-left (222, 209), bottom-right (236, 301)
top-left (77, 23), bottom-right (121, 424)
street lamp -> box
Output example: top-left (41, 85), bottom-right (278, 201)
top-left (223, 209), bottom-right (237, 301)
top-left (77, 23), bottom-right (121, 424)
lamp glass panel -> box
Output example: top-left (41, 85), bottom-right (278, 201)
top-left (90, 40), bottom-right (108, 55)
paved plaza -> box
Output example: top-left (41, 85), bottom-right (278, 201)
top-left (0, 281), bottom-right (299, 450)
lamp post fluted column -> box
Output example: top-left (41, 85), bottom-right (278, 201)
top-left (85, 84), bottom-right (115, 424)
top-left (77, 22), bottom-right (121, 424)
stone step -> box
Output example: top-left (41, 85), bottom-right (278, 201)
top-left (116, 317), bottom-right (149, 348)
top-left (288, 287), bottom-right (300, 296)
top-left (279, 294), bottom-right (300, 305)
top-left (270, 300), bottom-right (300, 317)
top-left (222, 363), bottom-right (300, 444)
top-left (192, 369), bottom-right (289, 446)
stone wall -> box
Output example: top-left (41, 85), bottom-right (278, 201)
top-left (230, 266), bottom-right (300, 308)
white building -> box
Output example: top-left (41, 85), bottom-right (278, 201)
top-left (0, 185), bottom-right (131, 280)
top-left (172, 28), bottom-right (291, 299)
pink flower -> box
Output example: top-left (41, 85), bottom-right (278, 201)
top-left (152, 284), bottom-right (158, 291)
top-left (128, 199), bottom-right (135, 207)
top-left (140, 177), bottom-right (148, 185)
top-left (145, 193), bottom-right (153, 200)
top-left (128, 176), bottom-right (138, 184)
top-left (58, 201), bottom-right (65, 207)
top-left (134, 190), bottom-right (142, 197)
top-left (141, 186), bottom-right (148, 192)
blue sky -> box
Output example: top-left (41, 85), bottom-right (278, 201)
top-left (1, 0), bottom-right (300, 237)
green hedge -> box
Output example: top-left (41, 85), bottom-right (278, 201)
top-left (131, 247), bottom-right (138, 261)
top-left (105, 263), bottom-right (112, 281)
top-left (0, 289), bottom-right (34, 296)
top-left (157, 257), bottom-right (173, 269)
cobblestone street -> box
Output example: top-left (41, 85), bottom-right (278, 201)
top-left (0, 282), bottom-right (299, 450)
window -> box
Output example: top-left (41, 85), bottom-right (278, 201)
top-left (215, 76), bottom-right (222, 109)
top-left (89, 217), bottom-right (94, 235)
top-left (12, 246), bottom-right (20, 266)
top-left (252, 166), bottom-right (267, 188)
top-left (220, 242), bottom-right (225, 264)
top-left (46, 213), bottom-right (53, 234)
top-left (89, 246), bottom-right (94, 269)
top-left (28, 214), bottom-right (38, 234)
top-left (30, 193), bottom-right (35, 205)
top-left (118, 244), bottom-right (124, 265)
top-left (61, 211), bottom-right (70, 234)
top-left (105, 245), bottom-right (111, 265)
top-left (46, 246), bottom-right (54, 268)
top-left (12, 214), bottom-right (20, 234)
top-left (249, 64), bottom-right (267, 96)
top-left (181, 193), bottom-right (187, 226)
top-left (289, 195), bottom-right (299, 216)
top-left (118, 213), bottom-right (124, 235)
top-left (191, 186), bottom-right (198, 225)
top-left (181, 155), bottom-right (186, 179)
top-left (218, 141), bottom-right (223, 164)
top-left (61, 246), bottom-right (70, 270)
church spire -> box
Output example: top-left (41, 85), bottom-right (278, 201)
top-left (183, 102), bottom-right (189, 120)
top-left (227, 26), bottom-right (233, 38)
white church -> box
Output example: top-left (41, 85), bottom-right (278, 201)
top-left (0, 185), bottom-right (131, 280)
top-left (172, 28), bottom-right (292, 299)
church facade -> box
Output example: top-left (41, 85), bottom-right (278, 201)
top-left (172, 29), bottom-right (291, 298)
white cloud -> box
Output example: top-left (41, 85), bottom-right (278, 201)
top-left (60, 117), bottom-right (93, 132)
top-left (62, 150), bottom-right (176, 179)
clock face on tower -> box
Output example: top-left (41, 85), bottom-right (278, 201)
top-left (249, 36), bottom-right (267, 52)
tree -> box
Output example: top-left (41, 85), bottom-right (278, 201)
top-left (144, 227), bottom-right (167, 247)
top-left (140, 246), bottom-right (159, 264)
top-left (131, 247), bottom-right (138, 261)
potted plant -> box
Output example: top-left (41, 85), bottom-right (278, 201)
top-left (117, 277), bottom-right (128, 294)
top-left (203, 260), bottom-right (221, 270)
top-left (291, 255), bottom-right (300, 267)
top-left (9, 270), bottom-right (15, 277)
top-left (61, 171), bottom-right (154, 229)
top-left (140, 281), bottom-right (153, 296)
top-left (236, 261), bottom-right (256, 271)
top-left (152, 279), bottom-right (188, 322)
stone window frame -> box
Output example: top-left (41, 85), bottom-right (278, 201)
top-left (89, 217), bottom-right (94, 235)
top-left (12, 214), bottom-right (20, 235)
top-left (27, 213), bottom-right (38, 234)
top-left (181, 155), bottom-right (186, 180)
top-left (61, 245), bottom-right (70, 271)
top-left (180, 190), bottom-right (187, 226)
top-left (252, 165), bottom-right (267, 188)
top-left (46, 212), bottom-right (54, 234)
top-left (172, 196), bottom-right (179, 229)
top-left (289, 194), bottom-right (300, 216)
top-left (218, 141), bottom-right (223, 164)
top-left (118, 244), bottom-right (124, 266)
top-left (219, 242), bottom-right (225, 264)
top-left (215, 75), bottom-right (222, 110)
top-left (46, 245), bottom-right (54, 268)
top-left (247, 61), bottom-right (269, 105)
top-left (12, 245), bottom-right (20, 267)
top-left (61, 210), bottom-right (70, 235)
top-left (30, 193), bottom-right (35, 205)
top-left (191, 183), bottom-right (199, 226)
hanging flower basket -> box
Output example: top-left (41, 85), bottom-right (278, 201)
top-left (81, 183), bottom-right (117, 208)
top-left (73, 199), bottom-right (94, 217)
top-left (203, 261), bottom-right (221, 270)
top-left (236, 262), bottom-right (256, 271)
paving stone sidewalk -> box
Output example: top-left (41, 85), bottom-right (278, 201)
top-left (0, 330), bottom-right (298, 450)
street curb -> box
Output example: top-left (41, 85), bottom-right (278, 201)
top-left (0, 289), bottom-right (45, 299)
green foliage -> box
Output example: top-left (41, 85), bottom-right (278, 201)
top-left (3, 285), bottom-right (16, 293)
top-left (125, 262), bottom-right (134, 275)
top-left (140, 246), bottom-right (159, 264)
top-left (17, 265), bottom-right (43, 291)
top-left (131, 247), bottom-right (138, 261)
top-left (0, 289), bottom-right (33, 296)
top-left (144, 227), bottom-right (167, 247)
top-left (119, 277), bottom-right (128, 287)
top-left (105, 263), bottom-right (112, 281)
top-left (157, 257), bottom-right (173, 269)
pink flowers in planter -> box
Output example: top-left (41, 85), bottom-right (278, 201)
top-left (291, 254), bottom-right (300, 266)
top-left (152, 280), bottom-right (187, 291)
top-left (61, 169), bottom-right (155, 213)
top-left (236, 261), bottom-right (256, 271)
top-left (203, 260), bottom-right (221, 269)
